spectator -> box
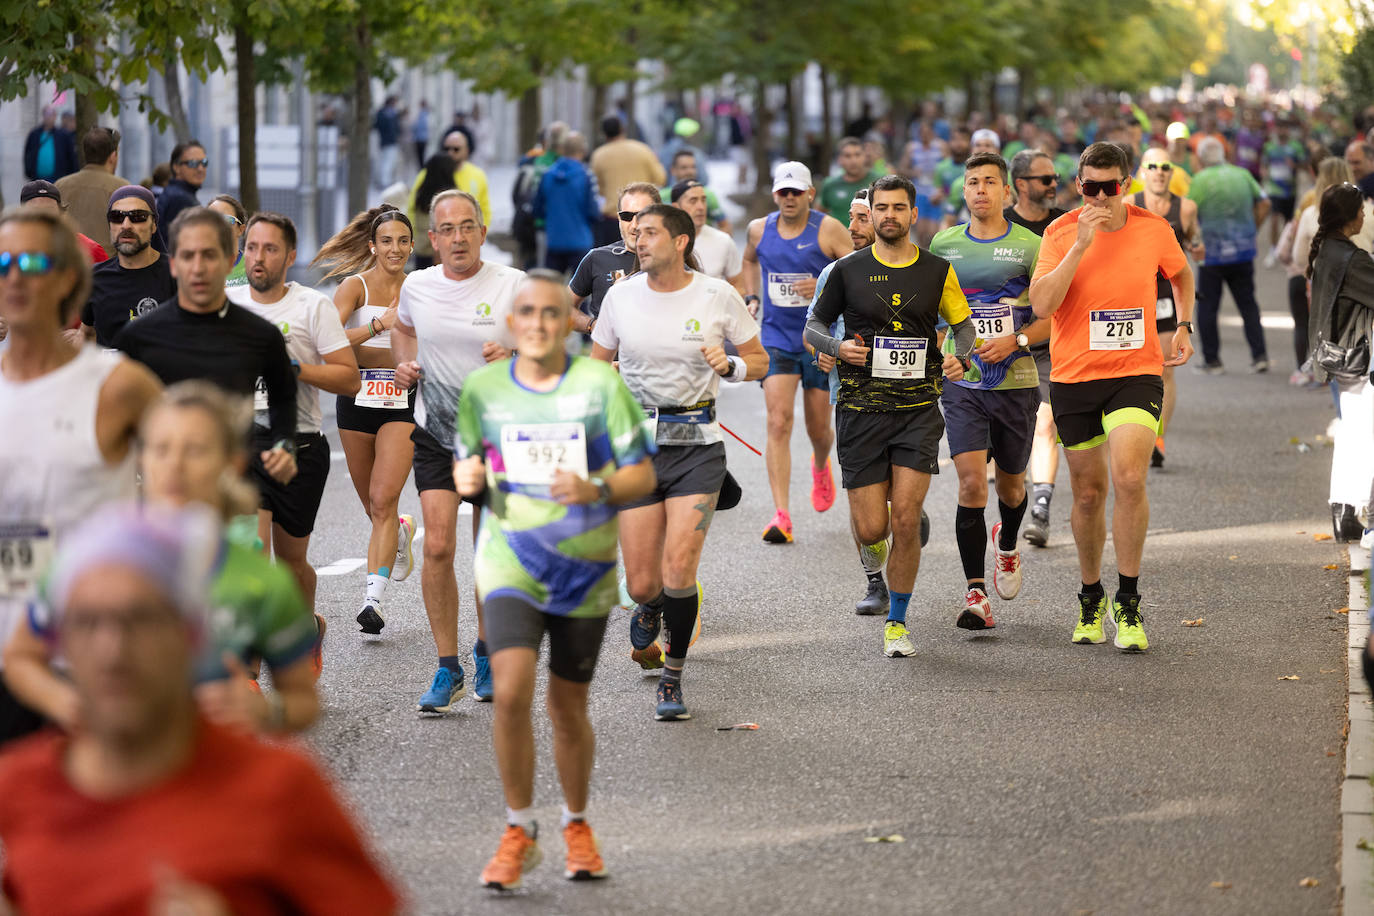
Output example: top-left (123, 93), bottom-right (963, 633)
top-left (512, 121), bottom-right (569, 270)
top-left (412, 99), bottom-right (431, 166)
top-left (143, 162), bottom-right (171, 199)
top-left (660, 149), bottom-right (729, 231)
top-left (1346, 139), bottom-right (1374, 201)
top-left (533, 131), bottom-right (600, 273)
top-left (22, 107), bottom-right (78, 183)
top-left (588, 115), bottom-right (666, 246)
top-left (156, 140), bottom-right (207, 241)
top-left (19, 181), bottom-right (106, 263)
top-left (407, 129), bottom-right (491, 230)
top-left (445, 111), bottom-right (477, 162)
top-left (56, 127), bottom-right (128, 244)
top-left (373, 94), bottom-right (401, 188)
top-left (0, 505), bottom-right (401, 915)
top-left (410, 152), bottom-right (459, 269)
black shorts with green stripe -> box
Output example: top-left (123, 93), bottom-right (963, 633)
top-left (1048, 374), bottom-right (1163, 450)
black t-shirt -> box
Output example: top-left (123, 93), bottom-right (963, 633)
top-left (113, 298), bottom-right (297, 443)
top-left (82, 254), bottom-right (177, 347)
top-left (569, 243), bottom-right (637, 320)
top-left (1004, 206), bottom-right (1067, 238)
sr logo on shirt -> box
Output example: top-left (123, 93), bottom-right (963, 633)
top-left (474, 302), bottom-right (495, 327)
top-left (682, 318), bottom-right (703, 342)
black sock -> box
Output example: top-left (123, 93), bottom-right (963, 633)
top-left (1080, 580), bottom-right (1105, 598)
top-left (955, 504), bottom-right (987, 583)
top-left (1033, 483), bottom-right (1054, 513)
top-left (439, 655), bottom-right (462, 673)
top-left (1118, 574), bottom-right (1139, 596)
top-left (661, 586), bottom-right (699, 660)
top-left (866, 570), bottom-right (884, 585)
top-left (998, 496), bottom-right (1028, 550)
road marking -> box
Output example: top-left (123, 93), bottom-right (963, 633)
top-left (316, 558), bottom-right (366, 577)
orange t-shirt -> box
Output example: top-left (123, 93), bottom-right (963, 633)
top-left (1034, 205), bottom-right (1187, 383)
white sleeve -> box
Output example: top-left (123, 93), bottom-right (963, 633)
top-left (396, 275), bottom-right (415, 328)
top-left (312, 293), bottom-right (351, 356)
top-left (725, 237), bottom-right (744, 278)
top-left (590, 288), bottom-right (620, 351)
top-left (722, 287), bottom-right (759, 344)
top-left (490, 271), bottom-right (522, 350)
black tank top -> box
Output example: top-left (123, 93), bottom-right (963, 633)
top-left (1132, 192), bottom-right (1187, 250)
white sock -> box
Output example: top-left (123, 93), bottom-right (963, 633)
top-left (561, 804), bottom-right (584, 827)
top-left (365, 574), bottom-right (388, 605)
top-left (507, 806), bottom-right (536, 831)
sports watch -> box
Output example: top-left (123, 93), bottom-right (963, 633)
top-left (1015, 333), bottom-right (1029, 348)
top-left (1177, 321), bottom-right (1193, 333)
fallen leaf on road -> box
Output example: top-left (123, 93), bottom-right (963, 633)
top-left (1210, 881), bottom-right (1232, 890)
top-left (715, 722), bottom-right (760, 731)
top-left (863, 834), bottom-right (904, 844)
top-left (1278, 675), bottom-right (1301, 681)
top-left (1299, 877), bottom-right (1319, 887)
top-left (1321, 668), bottom-right (1340, 674)
top-left (1324, 564), bottom-right (1340, 570)
top-left (1182, 618), bottom-right (1204, 627)
top-left (1336, 607), bottom-right (1350, 615)
top-left (1314, 533), bottom-right (1334, 541)
top-left (1228, 555), bottom-right (1239, 560)
top-left (1329, 751), bottom-right (1339, 756)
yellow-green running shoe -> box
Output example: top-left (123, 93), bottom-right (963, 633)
top-left (883, 621), bottom-right (916, 657)
top-left (1071, 592), bottom-right (1107, 644)
top-left (1110, 594), bottom-right (1149, 652)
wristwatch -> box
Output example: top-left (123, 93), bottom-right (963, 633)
top-left (1016, 332), bottom-right (1029, 348)
top-left (290, 358), bottom-right (301, 376)
top-left (744, 294), bottom-right (760, 306)
top-left (1177, 321), bottom-right (1193, 333)
top-left (591, 477), bottom-right (612, 505)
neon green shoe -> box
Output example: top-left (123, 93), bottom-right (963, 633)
top-left (1110, 594), bottom-right (1149, 652)
top-left (883, 621), bottom-right (915, 657)
top-left (1071, 592), bottom-right (1107, 645)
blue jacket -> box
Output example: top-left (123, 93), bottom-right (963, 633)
top-left (532, 157), bottom-right (600, 254)
top-left (23, 127), bottom-right (77, 181)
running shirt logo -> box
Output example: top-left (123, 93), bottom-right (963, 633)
top-left (474, 302), bottom-right (494, 326)
top-left (682, 318), bottom-right (704, 342)
top-left (128, 297), bottom-right (159, 321)
top-left (276, 321), bottom-right (291, 336)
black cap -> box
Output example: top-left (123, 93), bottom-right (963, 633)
top-left (670, 179), bottom-right (704, 203)
top-left (19, 180), bottom-right (61, 205)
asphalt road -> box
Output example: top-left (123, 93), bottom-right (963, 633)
top-left (298, 261), bottom-right (1350, 915)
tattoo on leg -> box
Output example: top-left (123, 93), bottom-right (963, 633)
top-left (694, 495), bottom-right (718, 533)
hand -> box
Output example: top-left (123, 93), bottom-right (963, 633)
top-left (195, 653), bottom-right (269, 733)
top-left (550, 469), bottom-right (598, 505)
top-left (942, 353), bottom-right (966, 382)
top-left (260, 447), bottom-right (297, 485)
top-left (976, 335), bottom-right (1018, 363)
top-left (482, 342), bottom-right (511, 363)
top-left (453, 454), bottom-right (486, 497)
top-left (394, 360), bottom-right (421, 388)
top-left (380, 305), bottom-right (399, 330)
top-left (700, 344), bottom-right (730, 375)
top-left (61, 327), bottom-right (84, 350)
top-left (1163, 326), bottom-right (1194, 367)
top-left (745, 298), bottom-right (760, 319)
top-left (793, 276), bottom-right (817, 299)
top-left (1189, 241), bottom-right (1206, 262)
top-left (151, 867), bottom-right (234, 916)
top-left (816, 350), bottom-right (836, 372)
top-left (837, 333), bottom-right (871, 367)
top-left (0, 316), bottom-right (8, 341)
top-left (1074, 205), bottom-right (1112, 249)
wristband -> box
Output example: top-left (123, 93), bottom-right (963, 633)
top-left (744, 294), bottom-right (760, 306)
top-left (591, 477), bottom-right (612, 505)
top-left (723, 355), bottom-right (747, 382)
top-left (370, 317), bottom-right (384, 337)
top-left (1176, 321), bottom-right (1193, 333)
top-left (290, 358), bottom-right (301, 376)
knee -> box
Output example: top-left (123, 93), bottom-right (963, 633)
top-left (956, 474), bottom-right (987, 507)
top-left (626, 574), bottom-right (661, 605)
top-left (368, 486), bottom-right (399, 520)
top-left (1113, 467), bottom-right (1148, 500)
top-left (1073, 482), bottom-right (1107, 510)
top-left (546, 689), bottom-right (589, 726)
top-left (494, 685), bottom-right (533, 718)
top-left (767, 415), bottom-right (793, 440)
top-left (889, 503), bottom-right (921, 538)
top-left (423, 531), bottom-right (455, 563)
top-left (852, 515), bottom-right (888, 545)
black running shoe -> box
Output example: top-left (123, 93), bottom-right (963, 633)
top-left (855, 575), bottom-right (889, 616)
top-left (357, 604), bottom-right (385, 635)
top-left (1023, 510), bottom-right (1049, 548)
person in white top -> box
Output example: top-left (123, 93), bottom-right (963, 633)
top-left (670, 179), bottom-right (744, 294)
top-left (393, 189), bottom-right (523, 713)
top-left (227, 212), bottom-right (357, 614)
top-left (312, 205), bottom-right (421, 632)
top-left (0, 207), bottom-right (161, 744)
top-left (591, 204), bottom-right (767, 722)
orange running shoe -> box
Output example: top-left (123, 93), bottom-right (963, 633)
top-left (480, 824), bottom-right (541, 890)
top-left (563, 820), bottom-right (608, 880)
top-left (811, 456), bottom-right (835, 512)
top-left (762, 509), bottom-right (794, 544)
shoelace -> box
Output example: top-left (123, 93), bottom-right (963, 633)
top-left (996, 552), bottom-right (1017, 572)
top-left (495, 826), bottom-right (532, 865)
top-left (565, 822), bottom-right (597, 860)
top-left (1079, 596), bottom-right (1102, 625)
top-left (1117, 601), bottom-right (1143, 628)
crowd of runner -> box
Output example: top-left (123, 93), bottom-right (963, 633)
top-left (0, 92), bottom-right (1372, 907)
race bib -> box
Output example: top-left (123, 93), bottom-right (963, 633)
top-left (1090, 309), bottom-right (1146, 350)
top-left (1269, 162), bottom-right (1292, 183)
top-left (872, 336), bottom-right (927, 379)
top-left (500, 423), bottom-right (588, 486)
top-left (355, 369), bottom-right (408, 410)
top-left (767, 272), bottom-right (810, 308)
top-left (0, 522), bottom-right (53, 600)
top-left (971, 301), bottom-right (1014, 339)
top-left (253, 376), bottom-right (268, 412)
top-left (1155, 296), bottom-right (1175, 320)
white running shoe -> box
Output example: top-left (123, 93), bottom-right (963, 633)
top-left (990, 522), bottom-right (1023, 599)
top-left (393, 514), bottom-right (416, 581)
top-left (883, 621), bottom-right (916, 657)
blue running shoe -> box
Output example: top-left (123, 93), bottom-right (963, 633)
top-left (418, 666), bottom-right (466, 713)
top-left (473, 650), bottom-right (493, 702)
top-left (654, 679), bottom-right (691, 721)
top-left (630, 604), bottom-right (663, 670)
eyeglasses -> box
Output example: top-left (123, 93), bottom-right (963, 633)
top-left (1080, 178), bottom-right (1123, 198)
top-left (107, 209), bottom-right (153, 224)
top-left (178, 158), bottom-right (209, 168)
top-left (1025, 175), bottom-right (1058, 186)
top-left (617, 210), bottom-right (642, 222)
top-left (1145, 163), bottom-right (1173, 172)
top-left (0, 251), bottom-right (53, 276)
top-left (219, 213), bottom-right (242, 227)
top-left (776, 188), bottom-right (806, 198)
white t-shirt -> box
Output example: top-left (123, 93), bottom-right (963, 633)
top-left (227, 282), bottom-right (350, 434)
top-left (397, 261), bottom-right (522, 448)
top-left (693, 224), bottom-right (743, 282)
top-left (592, 272), bottom-right (757, 445)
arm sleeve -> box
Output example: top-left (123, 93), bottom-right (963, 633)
top-left (804, 261), bottom-right (845, 357)
top-left (590, 290), bottom-right (620, 350)
top-left (261, 327), bottom-right (298, 442)
top-left (947, 316), bottom-right (977, 361)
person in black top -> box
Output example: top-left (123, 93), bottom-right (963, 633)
top-left (82, 185), bottom-right (175, 346)
top-left (1006, 150), bottom-right (1068, 236)
top-left (114, 207), bottom-right (298, 484)
top-left (155, 140), bottom-right (207, 250)
top-left (568, 182), bottom-right (656, 332)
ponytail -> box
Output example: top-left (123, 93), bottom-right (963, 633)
top-left (1307, 182), bottom-right (1366, 279)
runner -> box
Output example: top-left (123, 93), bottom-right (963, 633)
top-left (1133, 148), bottom-right (1205, 468)
top-left (312, 204), bottom-right (420, 634)
top-left (818, 137), bottom-right (879, 218)
top-left (806, 174), bottom-right (976, 658)
top-left (81, 185), bottom-right (175, 346)
top-left (393, 189), bottom-right (523, 712)
top-left (671, 179), bottom-right (744, 291)
top-left (0, 207), bottom-right (161, 744)
top-left (226, 213), bottom-right (359, 615)
top-left (454, 271), bottom-right (655, 890)
top-left (592, 204), bottom-right (767, 718)
top-left (5, 382), bottom-right (323, 736)
top-left (930, 152), bottom-right (1048, 629)
top-left (742, 161), bottom-right (850, 544)
top-left (568, 182), bottom-right (658, 334)
top-left (207, 194), bottom-right (248, 288)
top-left (1028, 142), bottom-right (1195, 652)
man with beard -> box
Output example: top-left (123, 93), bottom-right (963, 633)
top-left (82, 186), bottom-right (175, 346)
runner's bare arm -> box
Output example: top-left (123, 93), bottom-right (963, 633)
top-left (819, 215), bottom-right (852, 260)
top-left (299, 347), bottom-right (361, 397)
top-left (741, 219), bottom-right (764, 298)
top-left (391, 319), bottom-right (421, 387)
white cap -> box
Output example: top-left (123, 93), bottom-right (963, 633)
top-left (971, 128), bottom-right (1001, 150)
top-left (772, 161), bottom-right (812, 193)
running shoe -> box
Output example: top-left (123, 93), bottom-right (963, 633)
top-left (811, 457), bottom-right (835, 513)
top-left (1110, 594), bottom-right (1149, 652)
top-left (762, 509), bottom-right (794, 544)
top-left (855, 575), bottom-right (889, 616)
top-left (1151, 437), bottom-right (1165, 468)
top-left (393, 513), bottom-right (416, 581)
top-left (356, 601), bottom-right (385, 635)
top-left (473, 649), bottom-right (493, 702)
top-left (418, 666), bottom-right (466, 713)
top-left (1023, 509), bottom-right (1049, 548)
top-left (654, 679), bottom-right (691, 720)
top-left (990, 523), bottom-right (1022, 600)
top-left (630, 603), bottom-right (663, 669)
top-left (859, 535), bottom-right (890, 574)
top-left (1250, 358), bottom-right (1270, 374)
top-left (921, 509), bottom-right (930, 547)
top-left (956, 587), bottom-right (995, 630)
top-left (883, 621), bottom-right (916, 657)
top-left (481, 824), bottom-right (541, 890)
top-left (1198, 361), bottom-right (1225, 375)
top-left (311, 613), bottom-right (327, 681)
top-left (1071, 592), bottom-right (1107, 645)
top-left (563, 821), bottom-right (608, 881)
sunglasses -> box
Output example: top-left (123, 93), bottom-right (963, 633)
top-left (0, 251), bottom-right (53, 276)
top-left (617, 210), bottom-right (642, 222)
top-left (107, 209), bottom-right (153, 224)
top-left (1145, 162), bottom-right (1173, 172)
top-left (1080, 178), bottom-right (1123, 198)
top-left (776, 188), bottom-right (806, 198)
top-left (444, 146), bottom-right (464, 153)
top-left (220, 213), bottom-right (242, 227)
top-left (178, 158), bottom-right (209, 168)
top-left (1025, 175), bottom-right (1058, 186)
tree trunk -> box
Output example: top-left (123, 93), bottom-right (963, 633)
top-left (160, 55), bottom-right (193, 142)
top-left (518, 83), bottom-right (541, 153)
top-left (624, 72), bottom-right (639, 141)
top-left (73, 93), bottom-right (99, 163)
top-left (590, 82), bottom-right (608, 142)
top-left (234, 19), bottom-right (259, 214)
top-left (347, 14), bottom-right (372, 216)
top-left (819, 65), bottom-right (834, 172)
top-left (752, 81), bottom-right (772, 195)
top-left (783, 77), bottom-right (798, 161)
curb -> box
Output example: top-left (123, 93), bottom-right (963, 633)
top-left (1344, 543), bottom-right (1372, 915)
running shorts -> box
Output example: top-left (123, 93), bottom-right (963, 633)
top-left (482, 595), bottom-right (609, 683)
top-left (1049, 374), bottom-right (1163, 450)
top-left (835, 405), bottom-right (944, 489)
